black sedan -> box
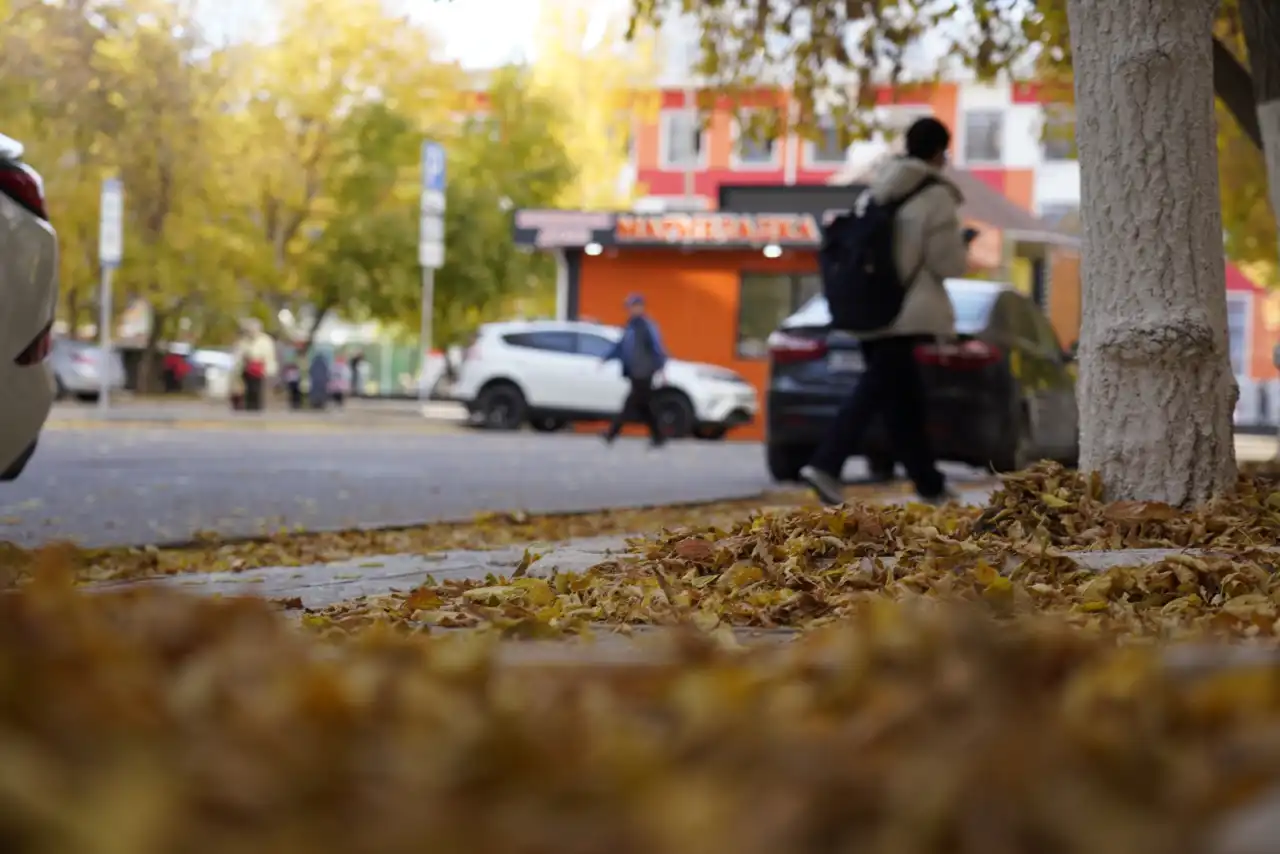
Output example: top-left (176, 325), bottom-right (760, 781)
top-left (764, 278), bottom-right (1078, 482)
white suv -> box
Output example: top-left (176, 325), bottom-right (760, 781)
top-left (451, 319), bottom-right (758, 439)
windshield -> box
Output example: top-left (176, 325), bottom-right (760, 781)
top-left (782, 280), bottom-right (998, 334)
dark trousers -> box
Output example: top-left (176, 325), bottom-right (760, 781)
top-left (809, 336), bottom-right (944, 497)
top-left (287, 381), bottom-right (303, 410)
top-left (242, 373), bottom-right (264, 412)
top-left (606, 376), bottom-right (664, 444)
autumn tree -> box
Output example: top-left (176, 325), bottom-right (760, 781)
top-left (228, 0), bottom-right (462, 321)
top-left (426, 66), bottom-right (576, 346)
top-left (530, 0), bottom-right (660, 209)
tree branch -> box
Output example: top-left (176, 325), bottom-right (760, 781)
top-left (1214, 36), bottom-right (1262, 149)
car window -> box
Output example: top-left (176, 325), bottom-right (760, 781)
top-left (946, 286), bottom-right (997, 334)
top-left (503, 331), bottom-right (577, 354)
top-left (576, 333), bottom-right (616, 358)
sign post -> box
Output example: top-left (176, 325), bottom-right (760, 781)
top-left (97, 178), bottom-right (123, 411)
top-left (418, 140), bottom-right (445, 407)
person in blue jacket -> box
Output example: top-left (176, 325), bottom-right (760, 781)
top-left (598, 294), bottom-right (669, 447)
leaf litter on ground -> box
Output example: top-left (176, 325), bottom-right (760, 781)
top-left (303, 462), bottom-right (1280, 643)
top-left (3, 560), bottom-right (1280, 854)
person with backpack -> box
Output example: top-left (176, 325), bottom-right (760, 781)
top-left (232, 319), bottom-right (278, 412)
top-left (599, 294), bottom-right (669, 448)
top-left (800, 117), bottom-right (972, 506)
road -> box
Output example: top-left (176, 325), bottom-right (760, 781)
top-left (0, 426), bottom-right (995, 549)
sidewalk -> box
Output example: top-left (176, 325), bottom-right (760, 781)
top-left (46, 397), bottom-right (468, 432)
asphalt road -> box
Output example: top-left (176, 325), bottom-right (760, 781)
top-left (0, 426), bottom-right (996, 549)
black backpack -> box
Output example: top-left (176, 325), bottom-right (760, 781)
top-left (819, 176), bottom-right (938, 332)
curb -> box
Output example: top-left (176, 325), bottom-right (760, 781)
top-left (44, 418), bottom-right (467, 435)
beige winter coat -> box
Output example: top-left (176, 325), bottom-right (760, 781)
top-left (865, 157), bottom-right (970, 339)
top-left (232, 332), bottom-right (279, 378)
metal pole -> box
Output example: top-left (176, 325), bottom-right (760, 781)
top-left (98, 265), bottom-right (114, 411)
top-left (418, 266), bottom-right (434, 405)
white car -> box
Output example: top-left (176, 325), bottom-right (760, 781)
top-left (0, 133), bottom-right (58, 481)
top-left (451, 319), bottom-right (758, 439)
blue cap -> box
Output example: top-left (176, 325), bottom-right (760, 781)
top-left (625, 294), bottom-right (645, 307)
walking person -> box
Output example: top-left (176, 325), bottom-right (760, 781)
top-left (599, 295), bottom-right (668, 448)
top-left (800, 117), bottom-right (972, 506)
top-left (232, 319), bottom-right (278, 413)
top-left (283, 346), bottom-right (304, 410)
top-left (308, 349), bottom-right (331, 411)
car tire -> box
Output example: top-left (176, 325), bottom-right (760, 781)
top-left (867, 453), bottom-right (897, 483)
top-left (75, 392), bottom-right (99, 404)
top-left (474, 382), bottom-right (527, 431)
top-left (652, 390), bottom-right (695, 439)
top-left (693, 425), bottom-right (727, 441)
top-left (766, 442), bottom-right (815, 483)
top-left (529, 416), bottom-right (567, 433)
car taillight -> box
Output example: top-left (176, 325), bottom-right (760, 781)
top-left (0, 164), bottom-right (47, 220)
top-left (15, 321), bottom-right (53, 365)
top-left (767, 330), bottom-right (828, 365)
top-left (914, 339), bottom-right (1003, 368)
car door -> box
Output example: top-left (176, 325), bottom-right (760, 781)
top-left (500, 330), bottom-right (583, 411)
top-left (1000, 295), bottom-right (1069, 457)
top-left (574, 330), bottom-right (629, 415)
top-left (1026, 305), bottom-right (1079, 456)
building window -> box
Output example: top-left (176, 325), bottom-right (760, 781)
top-left (733, 110), bottom-right (777, 167)
top-left (737, 272), bottom-right (822, 358)
top-left (963, 110), bottom-right (1004, 163)
top-left (1227, 294), bottom-right (1250, 376)
top-left (808, 118), bottom-right (847, 166)
top-left (1043, 105), bottom-right (1077, 161)
top-left (660, 109), bottom-right (704, 168)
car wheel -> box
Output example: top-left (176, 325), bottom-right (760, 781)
top-left (766, 442), bottom-right (815, 482)
top-left (652, 390), bottom-right (695, 439)
top-left (75, 392), bottom-right (99, 404)
top-left (693, 425), bottom-right (727, 441)
top-left (475, 382), bottom-right (526, 431)
top-left (529, 416), bottom-right (567, 433)
top-left (867, 453), bottom-right (897, 483)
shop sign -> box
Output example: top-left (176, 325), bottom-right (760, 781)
top-left (615, 212), bottom-right (821, 246)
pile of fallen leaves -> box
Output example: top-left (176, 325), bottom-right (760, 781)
top-left (974, 463), bottom-right (1280, 549)
top-left (5, 567), bottom-right (1280, 854)
top-left (302, 463), bottom-right (1280, 641)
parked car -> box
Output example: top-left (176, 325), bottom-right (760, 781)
top-left (765, 278), bottom-right (1078, 482)
top-left (49, 338), bottom-right (125, 402)
top-left (451, 319), bottom-right (758, 438)
top-left (0, 132), bottom-right (58, 481)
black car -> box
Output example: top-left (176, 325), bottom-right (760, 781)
top-left (764, 278), bottom-right (1078, 482)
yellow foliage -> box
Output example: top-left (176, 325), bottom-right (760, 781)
top-left (529, 0), bottom-right (659, 210)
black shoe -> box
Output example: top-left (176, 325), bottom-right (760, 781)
top-left (799, 465), bottom-right (845, 506)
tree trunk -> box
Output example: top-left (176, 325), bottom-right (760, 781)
top-left (138, 312), bottom-right (168, 395)
top-left (1067, 0), bottom-right (1237, 505)
top-left (1240, 0), bottom-right (1280, 263)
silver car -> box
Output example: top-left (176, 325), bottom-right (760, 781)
top-left (49, 338), bottom-right (125, 402)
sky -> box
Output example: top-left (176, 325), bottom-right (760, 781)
top-left (201, 0), bottom-right (602, 68)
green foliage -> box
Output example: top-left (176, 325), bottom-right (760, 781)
top-left (428, 66), bottom-right (577, 345)
top-left (0, 0), bottom-right (581, 354)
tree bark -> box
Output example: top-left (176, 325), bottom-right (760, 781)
top-left (1240, 0), bottom-right (1280, 263)
top-left (1067, 0), bottom-right (1237, 505)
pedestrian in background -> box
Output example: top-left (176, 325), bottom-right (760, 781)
top-left (801, 117), bottom-right (970, 506)
top-left (599, 294), bottom-right (668, 448)
top-left (330, 353), bottom-right (350, 408)
top-left (308, 349), bottom-right (331, 411)
top-left (349, 349), bottom-right (366, 398)
top-left (283, 345), bottom-right (304, 410)
top-left (232, 319), bottom-right (278, 412)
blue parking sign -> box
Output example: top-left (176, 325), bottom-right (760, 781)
top-left (421, 141), bottom-right (445, 193)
